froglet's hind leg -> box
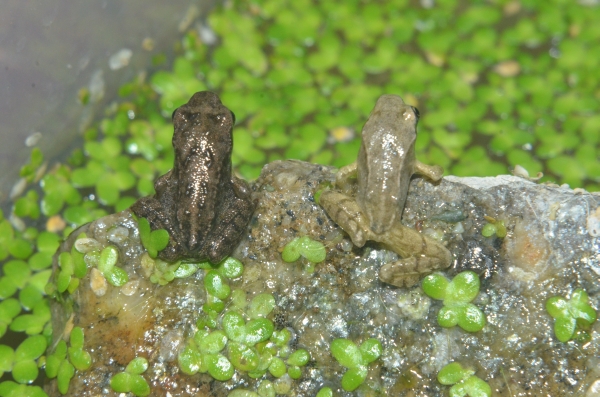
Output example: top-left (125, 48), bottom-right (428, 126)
top-left (373, 223), bottom-right (452, 287)
top-left (319, 189), bottom-right (371, 248)
top-left (334, 162), bottom-right (358, 195)
top-left (203, 183), bottom-right (254, 264)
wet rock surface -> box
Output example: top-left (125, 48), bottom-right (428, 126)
top-left (46, 160), bottom-right (600, 397)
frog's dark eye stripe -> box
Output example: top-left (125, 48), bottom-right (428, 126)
top-left (411, 106), bottom-right (420, 123)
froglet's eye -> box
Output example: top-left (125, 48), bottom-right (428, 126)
top-left (411, 106), bottom-right (420, 124)
top-left (230, 111), bottom-right (236, 125)
top-left (171, 108), bottom-right (179, 121)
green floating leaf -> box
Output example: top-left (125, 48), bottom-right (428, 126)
top-left (330, 339), bottom-right (362, 369)
top-left (173, 263), bottom-right (198, 279)
top-left (481, 223), bottom-right (497, 237)
top-left (205, 354), bottom-right (234, 381)
top-left (98, 246), bottom-right (118, 274)
top-left (129, 374), bottom-right (151, 397)
top-left (569, 289), bottom-right (597, 325)
top-left (462, 374), bottom-right (492, 397)
top-left (287, 349), bottom-right (310, 367)
top-left (12, 360), bottom-right (39, 384)
top-left (316, 387), bottom-right (333, 397)
top-left (45, 340), bottom-right (67, 379)
top-left (204, 270), bottom-right (231, 300)
top-left (126, 357), bottom-right (149, 375)
top-left (149, 229), bottom-right (169, 252)
top-left (248, 293), bottom-right (276, 319)
top-left (422, 274), bottom-right (450, 300)
top-left (555, 315), bottom-right (577, 343)
top-left (197, 330), bottom-right (228, 354)
top-left (68, 348), bottom-right (92, 371)
top-left (341, 365), bottom-right (368, 392)
top-left (57, 360), bottom-right (75, 394)
top-left (546, 296), bottom-right (569, 319)
top-left (287, 365), bottom-right (302, 379)
top-left (445, 271), bottom-right (480, 305)
top-left (298, 236), bottom-right (326, 263)
top-left (106, 267), bottom-right (129, 287)
top-left (228, 342), bottom-right (259, 372)
top-left (456, 304), bottom-right (486, 333)
top-left (268, 357), bottom-right (286, 378)
top-left (282, 236), bottom-right (326, 264)
top-left (438, 306), bottom-right (459, 328)
top-left (110, 372), bottom-right (132, 393)
top-left (281, 238), bottom-right (301, 262)
top-left (137, 217), bottom-right (170, 258)
top-left (271, 329), bottom-right (291, 347)
top-left (15, 335), bottom-right (47, 361)
top-left (222, 311), bottom-right (246, 343)
top-left (359, 339), bottom-right (382, 364)
top-left (245, 318), bottom-right (274, 346)
top-left (218, 257), bottom-right (244, 279)
top-left (178, 345), bottom-right (203, 375)
top-left (546, 288), bottom-right (597, 342)
top-left (438, 362), bottom-right (475, 385)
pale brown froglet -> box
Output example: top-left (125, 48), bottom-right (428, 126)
top-left (131, 91), bottom-right (255, 263)
top-left (319, 94), bottom-right (452, 287)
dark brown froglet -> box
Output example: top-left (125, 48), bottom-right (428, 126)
top-left (131, 91), bottom-right (255, 263)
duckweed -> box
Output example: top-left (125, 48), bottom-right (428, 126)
top-left (4, 335), bottom-right (46, 384)
top-left (0, 381), bottom-right (47, 397)
top-left (98, 246), bottom-right (128, 287)
top-left (437, 362), bottom-right (491, 397)
top-left (1, 0), bottom-right (599, 393)
top-left (316, 387), bottom-right (333, 397)
top-left (67, 327), bottom-right (92, 371)
top-left (45, 342), bottom-right (74, 394)
top-left (110, 357), bottom-right (151, 397)
top-left (422, 271), bottom-right (486, 332)
top-left (205, 270), bottom-right (231, 300)
top-left (45, 327), bottom-right (92, 395)
top-left (180, 261), bottom-right (310, 383)
top-left (330, 338), bottom-right (382, 392)
top-left (248, 293), bottom-right (276, 319)
top-left (0, 299), bottom-right (20, 338)
top-left (546, 288), bottom-right (597, 343)
top-left (281, 236), bottom-right (326, 264)
top-left (136, 217), bottom-right (169, 259)
top-left (481, 217), bottom-right (506, 238)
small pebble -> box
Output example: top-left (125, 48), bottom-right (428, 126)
top-left (9, 178), bottom-right (27, 200)
top-left (75, 238), bottom-right (102, 253)
top-left (107, 226), bottom-right (130, 244)
top-left (494, 60), bottom-right (521, 77)
top-left (46, 215), bottom-right (66, 233)
top-left (9, 213), bottom-right (26, 232)
top-left (90, 268), bottom-right (108, 297)
top-left (25, 132), bottom-right (42, 147)
top-left (141, 37), bottom-right (155, 51)
top-left (121, 280), bottom-right (139, 296)
top-left (108, 48), bottom-right (133, 71)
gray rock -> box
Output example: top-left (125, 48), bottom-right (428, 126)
top-left (46, 160), bottom-right (600, 397)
